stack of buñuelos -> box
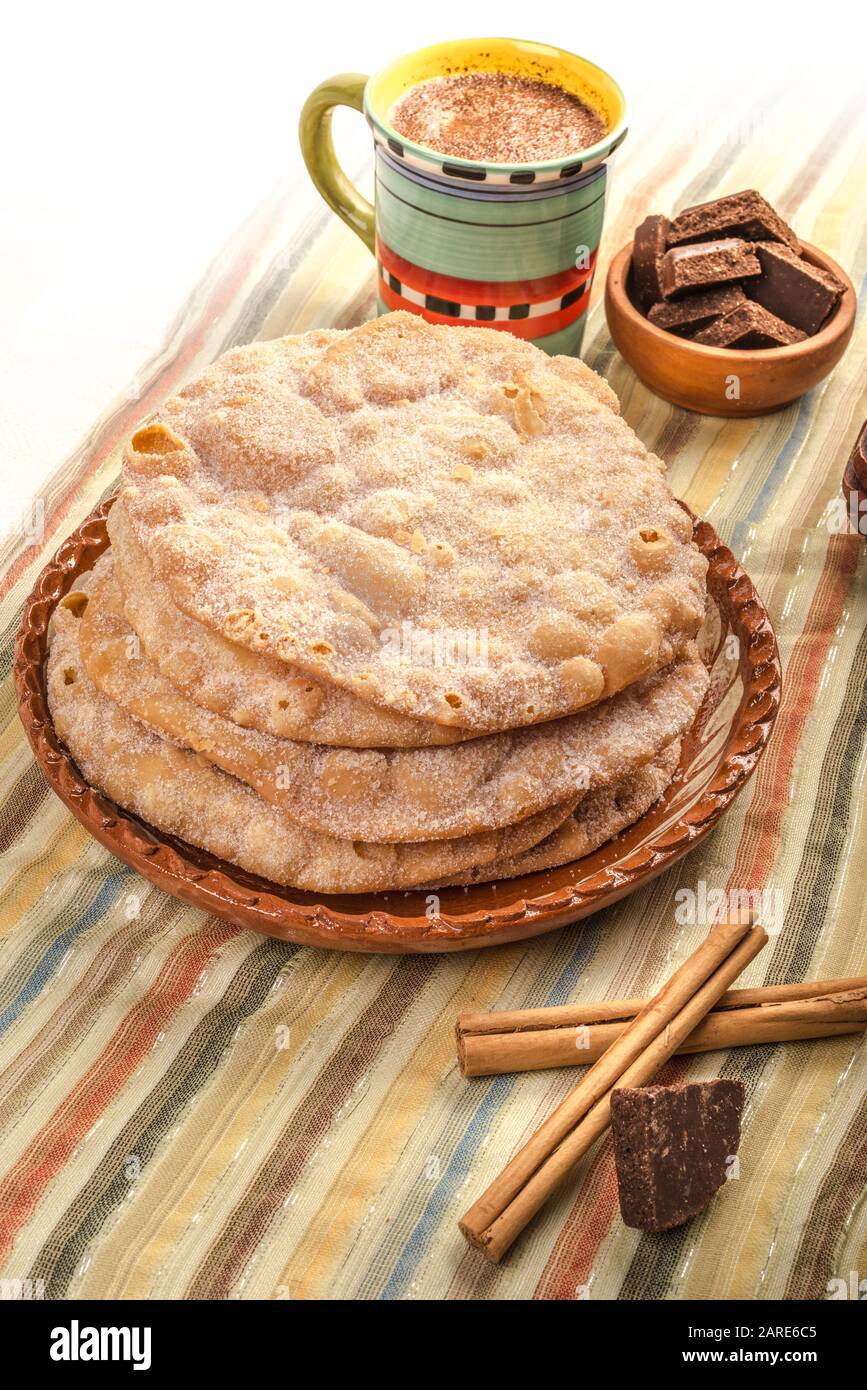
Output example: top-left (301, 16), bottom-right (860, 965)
top-left (46, 313), bottom-right (709, 894)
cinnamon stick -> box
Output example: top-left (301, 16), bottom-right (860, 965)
top-left (460, 922), bottom-right (767, 1262)
top-left (457, 983), bottom-right (867, 1076)
top-left (457, 976), bottom-right (867, 1037)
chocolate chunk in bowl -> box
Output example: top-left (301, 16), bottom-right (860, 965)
top-left (693, 300), bottom-right (807, 349)
top-left (647, 285), bottom-right (746, 338)
top-left (667, 189), bottom-right (799, 251)
top-left (747, 241), bottom-right (845, 335)
top-left (632, 214), bottom-right (670, 309)
top-left (660, 238), bottom-right (761, 299)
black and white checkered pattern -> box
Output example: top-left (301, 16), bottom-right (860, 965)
top-left (377, 260), bottom-right (590, 321)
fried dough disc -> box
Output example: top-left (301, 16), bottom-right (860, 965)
top-left (47, 599), bottom-right (576, 894)
top-left (107, 495), bottom-right (469, 748)
top-left (426, 741), bottom-right (681, 888)
top-left (79, 554), bottom-right (707, 844)
top-left (120, 313), bottom-right (707, 732)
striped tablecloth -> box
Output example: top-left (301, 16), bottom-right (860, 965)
top-left (1, 72), bottom-right (865, 1301)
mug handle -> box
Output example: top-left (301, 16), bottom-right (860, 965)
top-left (299, 74), bottom-right (375, 252)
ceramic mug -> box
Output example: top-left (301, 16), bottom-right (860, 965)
top-left (299, 37), bottom-right (627, 356)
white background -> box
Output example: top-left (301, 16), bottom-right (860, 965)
top-left (1, 0), bottom-right (863, 526)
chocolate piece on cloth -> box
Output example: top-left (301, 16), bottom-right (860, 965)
top-left (632, 214), bottom-right (670, 308)
top-left (648, 284), bottom-right (746, 338)
top-left (661, 239), bottom-right (761, 300)
top-left (848, 420), bottom-right (867, 490)
top-left (667, 189), bottom-right (800, 252)
top-left (694, 300), bottom-right (807, 349)
top-left (611, 1079), bottom-right (745, 1232)
top-left (747, 242), bottom-right (845, 335)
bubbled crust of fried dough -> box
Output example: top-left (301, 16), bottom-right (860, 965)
top-left (120, 313), bottom-right (707, 732)
top-left (46, 602), bottom-right (577, 894)
top-left (107, 494), bottom-right (469, 748)
top-left (79, 554), bottom-right (707, 844)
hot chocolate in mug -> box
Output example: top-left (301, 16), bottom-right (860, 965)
top-left (299, 37), bottom-right (628, 355)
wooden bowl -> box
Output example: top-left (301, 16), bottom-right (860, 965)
top-left (605, 240), bottom-right (856, 417)
top-left (15, 498), bottom-right (781, 953)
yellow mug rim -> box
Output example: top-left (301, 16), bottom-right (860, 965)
top-left (364, 36), bottom-right (628, 174)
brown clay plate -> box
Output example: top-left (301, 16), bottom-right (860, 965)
top-left (15, 497), bottom-right (781, 953)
